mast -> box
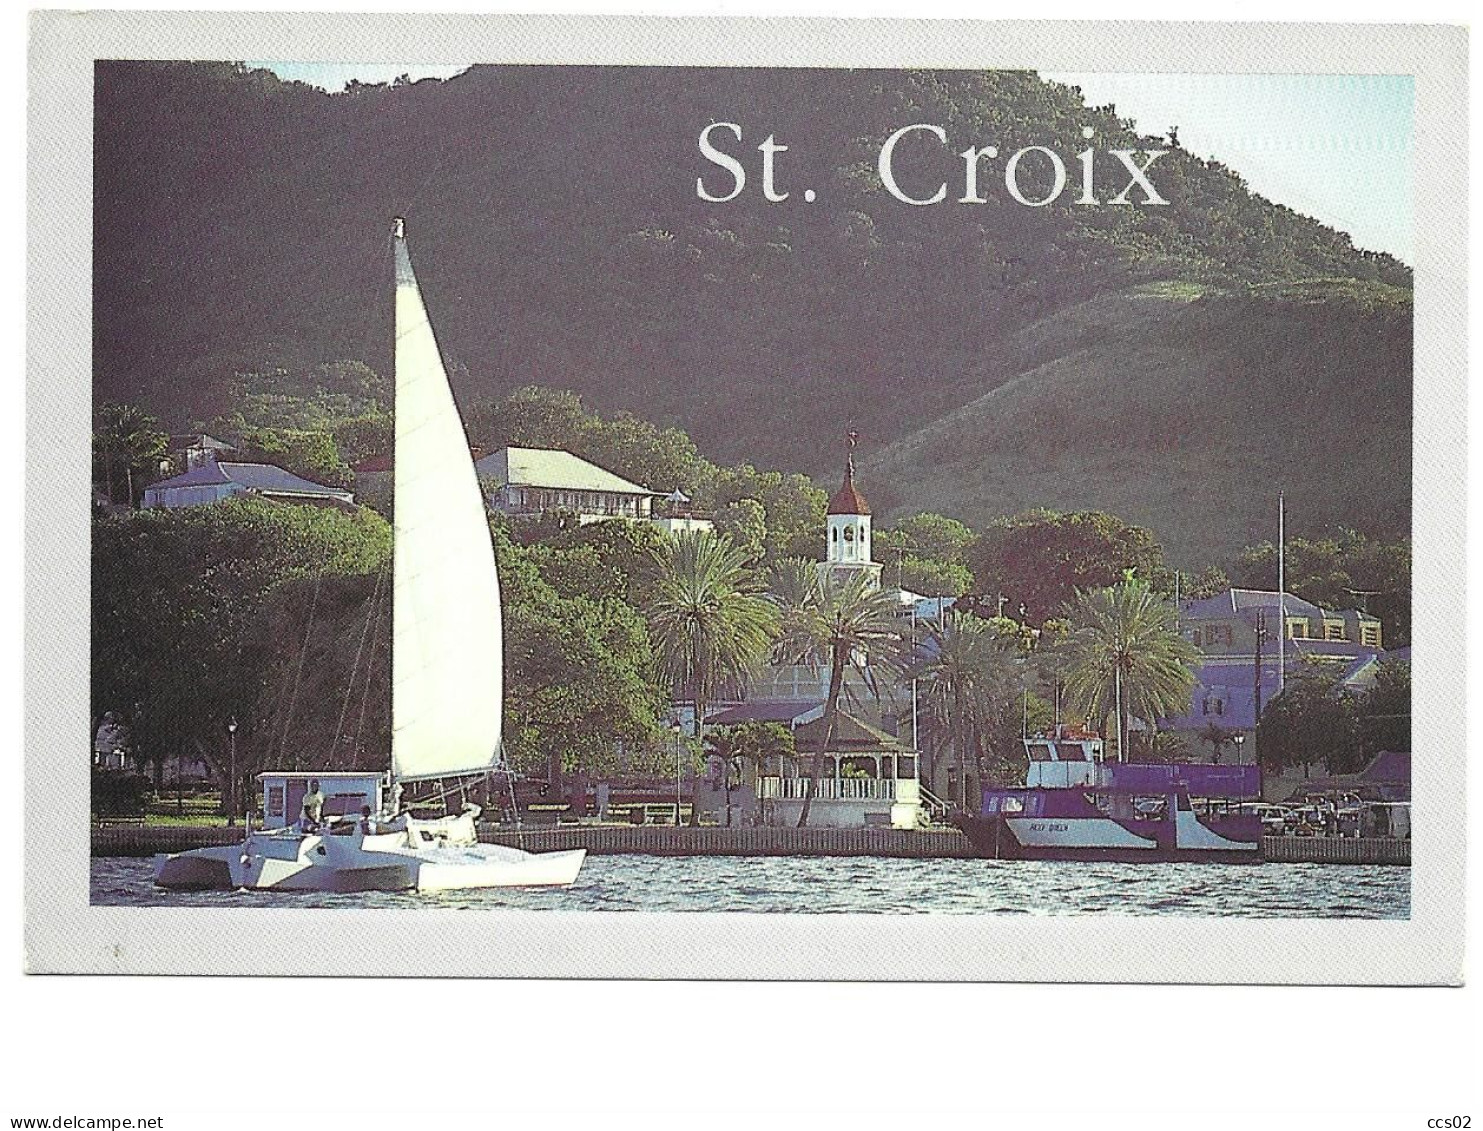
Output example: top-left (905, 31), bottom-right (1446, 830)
top-left (1277, 492), bottom-right (1286, 696)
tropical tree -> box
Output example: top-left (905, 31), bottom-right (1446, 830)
top-left (497, 528), bottom-right (670, 787)
top-left (766, 556), bottom-right (822, 660)
top-left (1355, 660), bottom-right (1410, 761)
top-left (1197, 722), bottom-right (1236, 764)
top-left (1254, 661), bottom-right (1359, 777)
top-left (93, 402), bottom-right (168, 505)
top-left (91, 496), bottom-right (392, 793)
top-left (971, 510), bottom-right (1168, 626)
top-left (911, 611), bottom-right (1020, 807)
top-left (644, 531), bottom-right (779, 785)
top-left (1059, 577), bottom-right (1201, 759)
top-left (771, 569), bottom-right (906, 826)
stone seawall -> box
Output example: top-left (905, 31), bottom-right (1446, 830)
top-left (93, 823), bottom-right (1408, 863)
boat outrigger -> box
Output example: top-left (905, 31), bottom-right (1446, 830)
top-left (155, 220), bottom-right (586, 892)
top-left (952, 730), bottom-right (1264, 864)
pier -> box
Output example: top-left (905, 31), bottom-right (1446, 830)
top-left (93, 823), bottom-right (1409, 864)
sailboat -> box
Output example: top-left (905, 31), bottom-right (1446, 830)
top-left (154, 220), bottom-right (586, 892)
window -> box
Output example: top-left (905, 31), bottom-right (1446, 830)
top-left (1326, 623), bottom-right (1346, 641)
top-left (267, 786), bottom-right (284, 819)
top-left (831, 528), bottom-right (838, 543)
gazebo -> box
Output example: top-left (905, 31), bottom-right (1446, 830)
top-left (757, 709), bottom-right (922, 829)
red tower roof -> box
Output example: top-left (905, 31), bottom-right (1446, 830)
top-left (827, 442), bottom-right (871, 516)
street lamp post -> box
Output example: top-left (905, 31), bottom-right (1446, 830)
top-left (672, 722), bottom-right (684, 828)
top-left (226, 717), bottom-right (238, 827)
top-left (1232, 731), bottom-right (1246, 767)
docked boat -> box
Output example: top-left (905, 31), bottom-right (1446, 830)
top-left (155, 220), bottom-right (586, 892)
top-left (952, 730), bottom-right (1263, 863)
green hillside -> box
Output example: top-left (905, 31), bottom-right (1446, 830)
top-left (92, 63), bottom-right (1412, 565)
top-left (857, 280), bottom-right (1411, 564)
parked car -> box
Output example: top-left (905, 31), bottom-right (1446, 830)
top-left (1287, 806), bottom-right (1327, 836)
top-left (1237, 803), bottom-right (1292, 836)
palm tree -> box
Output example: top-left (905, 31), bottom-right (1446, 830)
top-left (93, 402), bottom-right (168, 505)
top-left (645, 531), bottom-right (779, 822)
top-left (765, 556), bottom-right (821, 661)
top-left (912, 610), bottom-right (1019, 808)
top-left (1060, 577), bottom-right (1201, 759)
top-left (771, 567), bottom-right (905, 826)
top-left (1198, 722), bottom-right (1234, 764)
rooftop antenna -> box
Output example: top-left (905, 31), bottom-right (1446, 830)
top-left (1344, 586), bottom-right (1382, 615)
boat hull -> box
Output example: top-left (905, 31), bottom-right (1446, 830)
top-left (953, 813), bottom-right (1262, 864)
top-left (411, 846), bottom-right (588, 891)
top-left (152, 846), bottom-right (237, 890)
top-left (153, 829), bottom-right (587, 892)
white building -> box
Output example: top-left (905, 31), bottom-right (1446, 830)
top-left (476, 446), bottom-right (712, 533)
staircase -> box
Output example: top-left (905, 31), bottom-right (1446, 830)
top-left (917, 783), bottom-right (953, 825)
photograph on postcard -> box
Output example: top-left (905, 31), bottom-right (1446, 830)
top-left (79, 60), bottom-right (1419, 920)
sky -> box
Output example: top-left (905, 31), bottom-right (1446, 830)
top-left (250, 63), bottom-right (1414, 263)
top-left (1043, 72), bottom-right (1413, 263)
top-left (245, 61), bottom-right (470, 90)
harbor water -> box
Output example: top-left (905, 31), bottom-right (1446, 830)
top-left (92, 854), bottom-right (1410, 917)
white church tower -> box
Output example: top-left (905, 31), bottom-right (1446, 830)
top-left (820, 431), bottom-right (883, 591)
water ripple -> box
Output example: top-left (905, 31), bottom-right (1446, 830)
top-left (92, 854), bottom-right (1409, 917)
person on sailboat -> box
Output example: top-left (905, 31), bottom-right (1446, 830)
top-left (359, 805), bottom-right (379, 835)
top-left (300, 779), bottom-right (325, 832)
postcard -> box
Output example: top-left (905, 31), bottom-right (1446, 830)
top-left (25, 12), bottom-right (1466, 981)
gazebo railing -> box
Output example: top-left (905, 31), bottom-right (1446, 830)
top-left (757, 777), bottom-right (898, 801)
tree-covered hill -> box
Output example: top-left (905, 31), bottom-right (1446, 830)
top-left (94, 62), bottom-right (1411, 564)
top-left (858, 279), bottom-right (1412, 564)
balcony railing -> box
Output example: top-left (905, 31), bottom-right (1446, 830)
top-left (757, 777), bottom-right (900, 801)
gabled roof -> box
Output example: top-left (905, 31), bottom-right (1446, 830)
top-left (168, 433), bottom-right (235, 453)
top-left (147, 461), bottom-right (352, 500)
top-left (147, 461), bottom-right (234, 489)
top-left (793, 710), bottom-right (907, 752)
top-left (474, 447), bottom-right (654, 496)
top-left (1362, 751), bottom-right (1410, 785)
top-left (1182, 588), bottom-right (1323, 621)
top-left (707, 700), bottom-right (825, 727)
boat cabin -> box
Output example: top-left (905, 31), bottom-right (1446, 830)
top-left (257, 771), bottom-right (385, 829)
top-left (1019, 731), bottom-right (1260, 798)
top-left (1024, 733), bottom-right (1105, 788)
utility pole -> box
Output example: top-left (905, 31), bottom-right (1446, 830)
top-left (1253, 609), bottom-right (1267, 766)
top-left (1277, 493), bottom-right (1286, 696)
top-left (226, 716), bottom-right (238, 827)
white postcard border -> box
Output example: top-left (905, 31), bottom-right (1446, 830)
top-left (26, 12), bottom-right (1466, 982)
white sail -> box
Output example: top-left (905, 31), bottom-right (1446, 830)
top-left (391, 225), bottom-right (503, 782)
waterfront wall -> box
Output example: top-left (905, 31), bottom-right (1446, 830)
top-left (92, 823), bottom-right (1409, 864)
top-left (1262, 836), bottom-right (1410, 865)
top-left (481, 825), bottom-right (978, 857)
